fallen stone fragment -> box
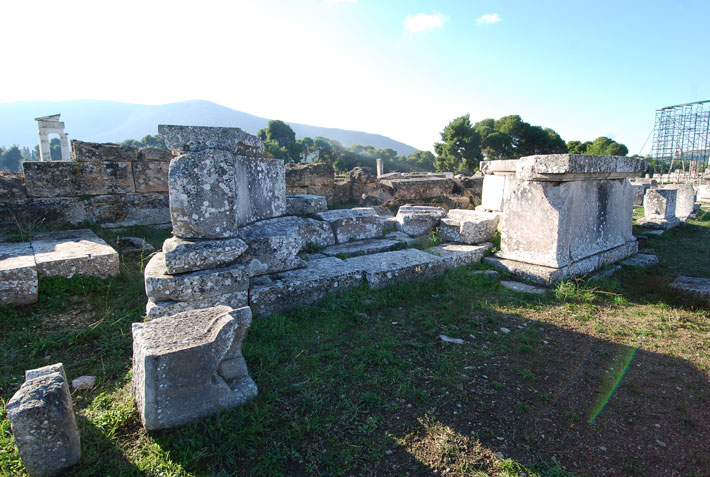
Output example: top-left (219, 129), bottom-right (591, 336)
top-left (500, 280), bottom-right (547, 295)
top-left (322, 238), bottom-right (401, 258)
top-left (315, 208), bottom-right (384, 243)
top-left (144, 252), bottom-right (248, 303)
top-left (425, 243), bottom-right (492, 268)
top-left (394, 205), bottom-right (447, 237)
top-left (345, 249), bottom-right (446, 290)
top-left (163, 236), bottom-right (248, 274)
top-left (113, 237), bottom-right (155, 254)
top-left (0, 242), bottom-right (38, 305)
top-left (500, 327), bottom-right (511, 334)
top-left (439, 209), bottom-right (499, 244)
top-left (621, 253), bottom-right (659, 268)
top-left (30, 229), bottom-right (119, 279)
top-left (669, 276), bottom-right (710, 306)
top-left (249, 257), bottom-right (364, 316)
top-left (7, 363), bottom-right (81, 477)
top-left (72, 376), bottom-right (96, 390)
top-left (440, 335), bottom-right (465, 345)
top-left (285, 194), bottom-right (328, 215)
top-left (132, 305), bottom-right (257, 430)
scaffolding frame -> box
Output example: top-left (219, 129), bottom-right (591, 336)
top-left (651, 100), bottom-right (710, 175)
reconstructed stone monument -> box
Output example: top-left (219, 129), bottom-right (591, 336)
top-left (638, 188), bottom-right (681, 230)
top-left (35, 114), bottom-right (70, 162)
top-left (485, 154), bottom-right (645, 284)
top-left (7, 363), bottom-right (81, 476)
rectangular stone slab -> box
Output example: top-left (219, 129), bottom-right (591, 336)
top-left (162, 236), bottom-right (248, 275)
top-left (515, 154), bottom-right (646, 181)
top-left (426, 243), bottom-right (492, 268)
top-left (23, 160), bottom-right (135, 197)
top-left (322, 238), bottom-right (402, 258)
top-left (30, 229), bottom-right (119, 279)
top-left (145, 290), bottom-right (249, 320)
top-left (0, 242), bottom-right (38, 305)
top-left (132, 305), bottom-right (257, 430)
top-left (159, 125), bottom-right (264, 156)
top-left (345, 249), bottom-right (446, 290)
top-left (249, 257), bottom-right (364, 316)
top-left (315, 208), bottom-right (384, 243)
top-left (144, 252), bottom-right (248, 302)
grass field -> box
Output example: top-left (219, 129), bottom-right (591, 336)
top-left (1, 211), bottom-right (709, 476)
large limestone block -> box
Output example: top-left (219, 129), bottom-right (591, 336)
top-left (479, 174), bottom-right (507, 211)
top-left (7, 363), bottom-right (80, 476)
top-left (23, 161), bottom-right (135, 197)
top-left (0, 173), bottom-right (27, 200)
top-left (132, 305), bottom-right (257, 430)
top-left (394, 205), bottom-right (447, 237)
top-left (426, 243), bottom-right (492, 268)
top-left (249, 257), bottom-right (364, 316)
top-left (628, 179), bottom-right (657, 207)
top-left (86, 193), bottom-right (171, 227)
top-left (0, 242), bottom-right (38, 305)
top-left (144, 252), bottom-right (248, 302)
top-left (169, 150), bottom-right (239, 238)
top-left (345, 249), bottom-right (446, 290)
top-left (662, 184), bottom-right (696, 220)
top-left (285, 195), bottom-right (328, 215)
top-left (30, 229), bottom-right (119, 279)
top-left (439, 209), bottom-right (499, 244)
top-left (237, 216), bottom-right (334, 276)
top-left (145, 291), bottom-right (248, 320)
top-left (71, 140), bottom-right (140, 162)
top-left (322, 238), bottom-right (401, 258)
top-left (315, 208), bottom-right (384, 243)
top-left (697, 184), bottom-right (710, 204)
top-left (159, 125), bottom-right (264, 156)
top-left (133, 160), bottom-right (169, 193)
top-left (637, 188), bottom-right (680, 229)
top-left (499, 178), bottom-right (634, 268)
top-left (383, 177), bottom-right (455, 201)
top-left (285, 163), bottom-right (335, 189)
top-left (169, 151), bottom-right (286, 238)
top-left (515, 154), bottom-right (646, 181)
top-left (138, 147), bottom-right (173, 162)
top-left (163, 236), bottom-right (248, 274)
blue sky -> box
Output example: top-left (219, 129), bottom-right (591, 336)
top-left (2, 0), bottom-right (708, 154)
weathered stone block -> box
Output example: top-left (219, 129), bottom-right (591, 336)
top-left (315, 208), bottom-right (384, 243)
top-left (163, 236), bottom-right (248, 274)
top-left (440, 209), bottom-right (499, 244)
top-left (7, 363), bottom-right (80, 476)
top-left (516, 154), bottom-right (646, 181)
top-left (159, 125), bottom-right (264, 156)
top-left (669, 276), bottom-right (710, 306)
top-left (286, 195), bottom-right (328, 215)
top-left (0, 242), bottom-right (38, 305)
top-left (480, 159), bottom-right (517, 175)
top-left (345, 249), bottom-right (446, 290)
top-left (322, 238), bottom-right (401, 258)
top-left (30, 229), bottom-right (119, 279)
top-left (499, 179), bottom-right (634, 268)
top-left (71, 140), bottom-right (140, 162)
top-left (479, 174), bottom-right (507, 212)
top-left (382, 177), bottom-right (454, 201)
top-left (249, 257), bottom-right (364, 316)
top-left (23, 161), bottom-right (135, 197)
top-left (133, 160), bottom-right (169, 193)
top-left (637, 188), bottom-right (680, 230)
top-left (145, 252), bottom-right (248, 302)
top-left (394, 205), bottom-right (447, 237)
top-left (285, 163), bottom-right (335, 189)
top-left (145, 291), bottom-right (248, 320)
top-left (86, 193), bottom-right (170, 227)
top-left (0, 173), bottom-right (26, 200)
top-left (132, 305), bottom-right (257, 430)
top-left (663, 184), bottom-right (696, 220)
top-left (629, 179), bottom-right (656, 207)
top-left (138, 147), bottom-right (173, 161)
top-left (169, 151), bottom-right (286, 238)
top-left (426, 243), bottom-right (492, 268)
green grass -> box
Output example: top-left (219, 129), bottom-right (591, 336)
top-left (1, 210), bottom-right (709, 475)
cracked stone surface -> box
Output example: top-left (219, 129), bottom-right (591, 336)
top-left (163, 236), bottom-right (248, 275)
top-left (439, 209), bottom-right (499, 244)
top-left (30, 229), bottom-right (119, 279)
top-left (345, 249), bottom-right (446, 290)
top-left (0, 242), bottom-right (38, 305)
top-left (315, 208), bottom-right (384, 243)
top-left (394, 205), bottom-right (446, 237)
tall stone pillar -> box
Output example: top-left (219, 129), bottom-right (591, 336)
top-left (38, 133), bottom-right (51, 162)
top-left (376, 158), bottom-right (383, 177)
top-left (35, 114), bottom-right (69, 162)
top-left (59, 133), bottom-right (71, 161)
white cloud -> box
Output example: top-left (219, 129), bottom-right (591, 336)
top-left (476, 13), bottom-right (502, 25)
top-left (404, 12), bottom-right (447, 33)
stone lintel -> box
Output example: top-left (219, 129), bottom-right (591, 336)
top-left (480, 159), bottom-right (518, 175)
top-left (516, 154), bottom-right (646, 181)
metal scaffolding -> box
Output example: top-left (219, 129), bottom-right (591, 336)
top-left (651, 100), bottom-right (710, 172)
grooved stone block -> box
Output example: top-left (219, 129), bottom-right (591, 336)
top-left (249, 257), bottom-right (364, 316)
top-left (30, 229), bottom-right (119, 279)
top-left (144, 252), bottom-right (248, 302)
top-left (7, 363), bottom-right (80, 476)
top-left (163, 236), bottom-right (248, 275)
top-left (345, 249), bottom-right (446, 290)
top-left (315, 208), bottom-right (384, 243)
top-left (0, 242), bottom-right (38, 305)
top-left (23, 161), bottom-right (135, 197)
top-left (132, 305), bottom-right (257, 430)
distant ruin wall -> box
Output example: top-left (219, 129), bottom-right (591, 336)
top-left (0, 140), bottom-right (172, 228)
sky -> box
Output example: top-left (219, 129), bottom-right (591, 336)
top-left (2, 0), bottom-right (709, 155)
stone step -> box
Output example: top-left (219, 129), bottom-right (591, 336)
top-left (30, 229), bottom-right (119, 279)
top-left (321, 238), bottom-right (403, 258)
top-left (394, 205), bottom-right (446, 236)
top-left (344, 248), bottom-right (446, 290)
top-left (439, 209), bottom-right (499, 244)
top-left (314, 208), bottom-right (384, 243)
top-left (0, 242), bottom-right (38, 305)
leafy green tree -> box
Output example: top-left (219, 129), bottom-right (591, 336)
top-left (0, 145), bottom-right (22, 172)
top-left (567, 140), bottom-right (587, 154)
top-left (258, 120), bottom-right (302, 162)
top-left (566, 137), bottom-right (628, 156)
top-left (434, 114), bottom-right (482, 174)
top-left (407, 150), bottom-right (435, 171)
top-left (120, 134), bottom-right (168, 150)
top-left (490, 115), bottom-right (567, 158)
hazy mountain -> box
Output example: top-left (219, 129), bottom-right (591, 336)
top-left (0, 99), bottom-right (418, 155)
